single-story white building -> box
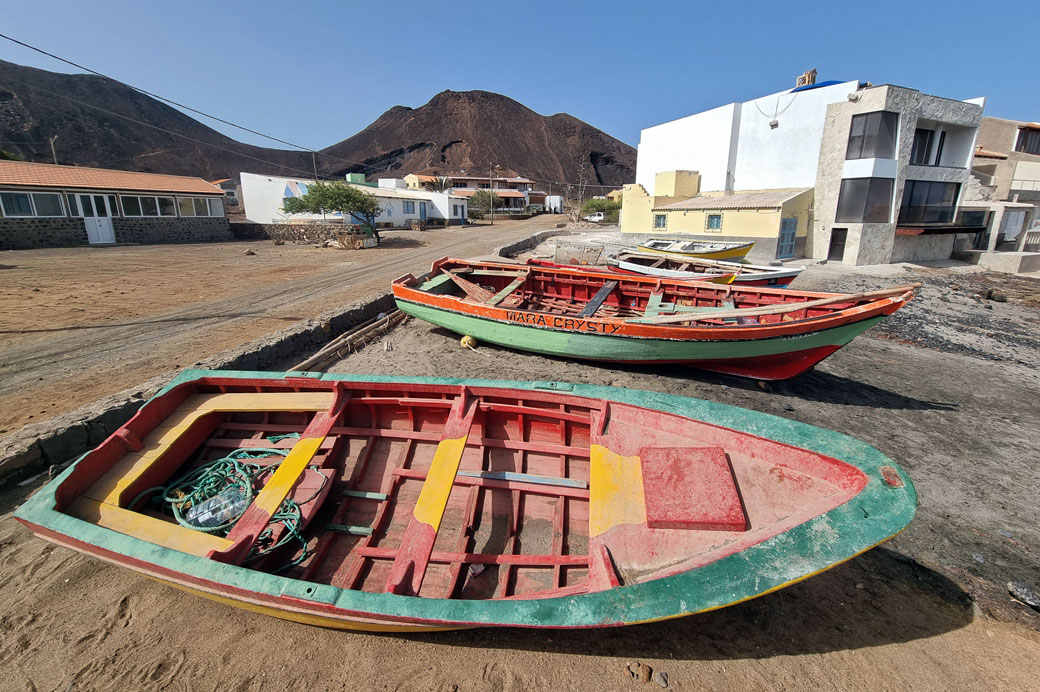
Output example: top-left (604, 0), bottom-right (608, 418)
top-left (240, 172), bottom-right (468, 227)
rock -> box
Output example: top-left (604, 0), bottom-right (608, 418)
top-left (999, 529), bottom-right (1013, 539)
top-left (984, 304), bottom-right (994, 310)
top-left (243, 249), bottom-right (256, 255)
top-left (640, 664), bottom-right (653, 684)
top-left (654, 671), bottom-right (669, 688)
top-left (855, 582), bottom-right (865, 590)
top-left (971, 552), bottom-right (985, 564)
top-left (273, 238), bottom-right (286, 245)
top-left (1008, 582), bottom-right (1040, 612)
top-left (782, 403), bottom-right (794, 412)
top-left (991, 291), bottom-right (1008, 303)
top-left (627, 662), bottom-right (641, 678)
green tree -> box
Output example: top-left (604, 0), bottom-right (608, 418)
top-left (430, 176), bottom-right (452, 193)
top-left (283, 181), bottom-right (383, 238)
top-left (580, 198), bottom-right (621, 223)
top-left (469, 190), bottom-right (503, 215)
top-left (0, 149), bottom-right (22, 161)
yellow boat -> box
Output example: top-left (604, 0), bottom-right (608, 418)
top-left (637, 238), bottom-right (755, 260)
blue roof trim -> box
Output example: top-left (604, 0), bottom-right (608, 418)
top-left (790, 80), bottom-right (846, 93)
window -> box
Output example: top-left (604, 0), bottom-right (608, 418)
top-left (706, 214), bottom-right (722, 231)
top-left (898, 181), bottom-right (960, 224)
top-left (653, 214), bottom-right (667, 229)
top-left (0, 191), bottom-right (66, 217)
top-left (846, 111), bottom-right (898, 160)
top-left (176, 197), bottom-right (224, 217)
top-left (910, 128), bottom-right (933, 165)
top-left (121, 195), bottom-right (176, 217)
top-left (402, 200), bottom-right (416, 214)
top-left (452, 181), bottom-right (467, 188)
top-left (835, 178), bottom-right (894, 223)
top-left (1016, 128), bottom-right (1040, 156)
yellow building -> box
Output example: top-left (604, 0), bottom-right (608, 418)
top-left (605, 189), bottom-right (624, 203)
top-left (621, 170), bottom-right (813, 260)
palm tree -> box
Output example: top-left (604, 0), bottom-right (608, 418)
top-left (430, 176), bottom-right (452, 193)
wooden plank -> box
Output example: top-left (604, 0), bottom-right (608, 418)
top-left (640, 446), bottom-right (747, 531)
top-left (419, 273), bottom-right (455, 291)
top-left (326, 524), bottom-right (374, 536)
top-left (485, 274), bottom-right (528, 307)
top-left (385, 393), bottom-right (479, 596)
top-left (358, 546), bottom-right (589, 566)
top-left (331, 426), bottom-right (593, 459)
top-left (457, 469), bottom-right (588, 490)
top-left (68, 497), bottom-right (232, 557)
top-left (342, 490), bottom-right (388, 500)
top-left (392, 468), bottom-right (590, 499)
top-left (643, 291), bottom-right (666, 318)
top-left (577, 281), bottom-right (618, 318)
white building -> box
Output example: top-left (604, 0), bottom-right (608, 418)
top-left (240, 172), bottom-right (468, 226)
top-left (630, 78), bottom-right (988, 264)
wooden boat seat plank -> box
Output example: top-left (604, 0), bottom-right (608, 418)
top-left (485, 274), bottom-right (528, 307)
top-left (385, 394), bottom-right (479, 596)
top-left (392, 467), bottom-right (590, 499)
top-left (643, 291), bottom-right (666, 318)
top-left (577, 281), bottom-right (618, 318)
top-left (639, 447), bottom-right (747, 531)
top-left (68, 497), bottom-right (233, 557)
top-left (419, 273), bottom-right (455, 291)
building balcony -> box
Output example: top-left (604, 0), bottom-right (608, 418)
top-left (895, 206), bottom-right (990, 234)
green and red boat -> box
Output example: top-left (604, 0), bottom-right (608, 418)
top-left (15, 371), bottom-right (916, 631)
top-left (392, 258), bottom-right (916, 380)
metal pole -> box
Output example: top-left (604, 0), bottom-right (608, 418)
top-left (489, 163), bottom-right (494, 226)
top-left (312, 152), bottom-right (318, 181)
top-left (49, 135), bottom-right (58, 165)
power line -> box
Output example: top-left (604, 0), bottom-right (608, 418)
top-left (1, 74), bottom-right (342, 181)
top-left (0, 32), bottom-right (383, 173)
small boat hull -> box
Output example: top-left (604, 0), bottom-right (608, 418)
top-left (611, 253), bottom-right (804, 288)
top-left (637, 239), bottom-right (754, 260)
top-left (16, 371), bottom-right (916, 631)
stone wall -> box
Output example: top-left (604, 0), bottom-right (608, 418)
top-left (890, 234), bottom-right (956, 263)
top-left (0, 217), bottom-right (88, 250)
top-left (111, 217), bottom-right (232, 244)
top-left (230, 222), bottom-right (344, 243)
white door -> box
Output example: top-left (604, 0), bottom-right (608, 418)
top-left (78, 194), bottom-right (116, 244)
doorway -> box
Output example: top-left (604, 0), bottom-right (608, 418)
top-left (777, 218), bottom-right (797, 259)
top-left (419, 202), bottom-right (427, 223)
top-left (827, 228), bottom-right (847, 262)
top-left (76, 193), bottom-right (116, 244)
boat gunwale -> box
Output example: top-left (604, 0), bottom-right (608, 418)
top-left (15, 370), bottom-right (917, 629)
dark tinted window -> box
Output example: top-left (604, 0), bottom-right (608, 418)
top-left (846, 112), bottom-right (899, 160)
top-left (835, 178), bottom-right (894, 223)
top-left (1016, 129), bottom-right (1040, 156)
top-left (899, 181), bottom-right (959, 223)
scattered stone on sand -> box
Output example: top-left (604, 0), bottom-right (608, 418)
top-left (1008, 582), bottom-right (1040, 612)
top-left (640, 664), bottom-right (653, 683)
top-left (972, 552), bottom-right (985, 564)
top-left (654, 671), bottom-right (669, 688)
top-left (243, 249), bottom-right (256, 255)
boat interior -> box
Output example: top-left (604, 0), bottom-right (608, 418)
top-left (53, 377), bottom-right (869, 602)
top-left (412, 260), bottom-right (873, 325)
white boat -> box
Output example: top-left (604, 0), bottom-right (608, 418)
top-left (637, 238), bottom-right (755, 260)
top-left (611, 251), bottom-right (804, 287)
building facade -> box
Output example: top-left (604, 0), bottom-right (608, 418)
top-left (969, 117), bottom-right (1040, 253)
top-left (404, 173), bottom-right (546, 210)
top-left (628, 78), bottom-right (986, 265)
top-left (0, 160), bottom-right (228, 250)
top-left (241, 173), bottom-right (468, 227)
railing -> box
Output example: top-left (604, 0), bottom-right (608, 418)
top-left (1023, 230), bottom-right (1040, 253)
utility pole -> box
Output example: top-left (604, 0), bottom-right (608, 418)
top-left (311, 152), bottom-right (318, 181)
top-left (488, 163), bottom-right (494, 226)
top-left (48, 135), bottom-right (58, 165)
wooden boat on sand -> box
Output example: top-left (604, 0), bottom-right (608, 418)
top-left (393, 257), bottom-right (916, 380)
top-left (610, 251), bottom-right (805, 287)
top-left (637, 238), bottom-right (755, 260)
top-left (16, 370), bottom-right (916, 631)
top-left (526, 257), bottom-right (737, 284)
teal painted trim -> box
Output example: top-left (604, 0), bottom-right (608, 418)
top-left (343, 490), bottom-right (389, 501)
top-left (457, 470), bottom-right (589, 490)
top-left (397, 299), bottom-right (883, 362)
top-left (327, 524), bottom-right (374, 536)
top-left (16, 370), bottom-right (915, 629)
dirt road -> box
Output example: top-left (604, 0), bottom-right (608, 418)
top-left (0, 217), bottom-right (559, 435)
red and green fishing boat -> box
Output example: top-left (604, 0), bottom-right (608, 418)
top-left (15, 370), bottom-right (916, 631)
top-left (392, 258), bottom-right (916, 380)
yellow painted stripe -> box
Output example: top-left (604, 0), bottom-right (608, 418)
top-left (250, 436), bottom-right (326, 515)
top-left (589, 444), bottom-right (646, 537)
top-left (411, 436), bottom-right (469, 531)
top-left (68, 497), bottom-right (233, 556)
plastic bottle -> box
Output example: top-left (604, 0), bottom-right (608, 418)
top-left (184, 488), bottom-right (248, 529)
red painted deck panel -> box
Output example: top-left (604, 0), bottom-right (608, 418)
top-left (640, 447), bottom-right (748, 531)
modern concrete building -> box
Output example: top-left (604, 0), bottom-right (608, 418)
top-left (627, 76), bottom-right (988, 265)
top-left (0, 160), bottom-right (228, 250)
top-left (240, 173), bottom-right (468, 227)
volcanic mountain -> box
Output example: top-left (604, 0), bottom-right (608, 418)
top-left (0, 59), bottom-right (635, 187)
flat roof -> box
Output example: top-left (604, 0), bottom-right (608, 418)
top-left (0, 161), bottom-right (223, 195)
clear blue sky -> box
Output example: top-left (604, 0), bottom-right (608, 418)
top-left (1, 0), bottom-right (1034, 150)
